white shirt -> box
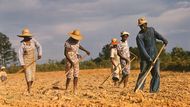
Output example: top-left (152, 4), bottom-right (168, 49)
top-left (110, 48), bottom-right (120, 65)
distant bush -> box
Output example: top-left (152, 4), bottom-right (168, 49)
top-left (5, 44), bottom-right (190, 73)
top-left (80, 60), bottom-right (97, 69)
top-left (37, 63), bottom-right (65, 72)
top-left (6, 65), bottom-right (20, 73)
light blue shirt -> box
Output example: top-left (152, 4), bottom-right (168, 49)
top-left (136, 27), bottom-right (168, 61)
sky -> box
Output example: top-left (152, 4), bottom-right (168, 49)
top-left (0, 0), bottom-right (190, 63)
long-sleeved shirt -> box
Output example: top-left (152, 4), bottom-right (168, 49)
top-left (18, 38), bottom-right (42, 65)
top-left (136, 27), bottom-right (168, 61)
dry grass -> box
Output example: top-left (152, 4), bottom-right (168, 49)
top-left (0, 69), bottom-right (190, 107)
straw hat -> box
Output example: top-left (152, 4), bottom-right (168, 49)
top-left (68, 29), bottom-right (83, 40)
top-left (121, 31), bottom-right (130, 36)
top-left (1, 66), bottom-right (5, 70)
top-left (138, 17), bottom-right (147, 26)
top-left (17, 28), bottom-right (32, 37)
top-left (111, 38), bottom-right (119, 45)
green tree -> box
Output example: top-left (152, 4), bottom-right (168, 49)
top-left (170, 47), bottom-right (190, 71)
top-left (129, 47), bottom-right (139, 58)
top-left (99, 44), bottom-right (111, 60)
top-left (171, 47), bottom-right (184, 62)
top-left (92, 43), bottom-right (111, 68)
top-left (80, 60), bottom-right (97, 69)
top-left (155, 42), bottom-right (172, 70)
top-left (94, 44), bottom-right (111, 64)
top-left (156, 42), bottom-right (167, 57)
top-left (0, 32), bottom-right (18, 66)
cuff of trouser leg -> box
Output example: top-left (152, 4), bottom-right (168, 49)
top-left (150, 90), bottom-right (159, 93)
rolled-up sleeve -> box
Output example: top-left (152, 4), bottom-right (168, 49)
top-left (18, 45), bottom-right (25, 65)
top-left (33, 38), bottom-right (42, 56)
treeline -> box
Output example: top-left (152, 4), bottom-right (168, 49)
top-left (7, 42), bottom-right (190, 73)
top-left (0, 32), bottom-right (17, 66)
top-left (1, 30), bottom-right (189, 73)
top-left (6, 42), bottom-right (190, 73)
top-left (35, 42), bottom-right (190, 72)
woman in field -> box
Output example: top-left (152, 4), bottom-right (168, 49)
top-left (18, 28), bottom-right (42, 94)
top-left (64, 29), bottom-right (90, 94)
top-left (117, 31), bottom-right (131, 88)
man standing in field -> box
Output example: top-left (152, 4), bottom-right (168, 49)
top-left (117, 31), bottom-right (130, 88)
top-left (64, 29), bottom-right (90, 94)
top-left (134, 17), bottom-right (168, 93)
top-left (110, 38), bottom-right (121, 86)
top-left (18, 28), bottom-right (42, 94)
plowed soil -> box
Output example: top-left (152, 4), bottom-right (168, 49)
top-left (0, 69), bottom-right (190, 107)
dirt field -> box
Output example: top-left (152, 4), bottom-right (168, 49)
top-left (0, 69), bottom-right (190, 107)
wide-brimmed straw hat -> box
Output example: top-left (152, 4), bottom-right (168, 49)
top-left (111, 38), bottom-right (119, 45)
top-left (1, 66), bottom-right (5, 70)
top-left (121, 31), bottom-right (130, 37)
top-left (138, 17), bottom-right (147, 26)
top-left (17, 28), bottom-right (32, 37)
top-left (68, 29), bottom-right (83, 40)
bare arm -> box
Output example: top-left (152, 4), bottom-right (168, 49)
top-left (79, 45), bottom-right (90, 55)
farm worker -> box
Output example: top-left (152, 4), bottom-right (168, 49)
top-left (117, 31), bottom-right (130, 88)
top-left (18, 28), bottom-right (42, 94)
top-left (64, 29), bottom-right (90, 94)
top-left (134, 17), bottom-right (168, 93)
top-left (0, 66), bottom-right (7, 82)
top-left (110, 38), bottom-right (121, 86)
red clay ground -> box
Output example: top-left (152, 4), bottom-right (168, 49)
top-left (0, 69), bottom-right (190, 107)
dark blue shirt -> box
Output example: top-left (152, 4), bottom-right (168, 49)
top-left (136, 27), bottom-right (168, 61)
